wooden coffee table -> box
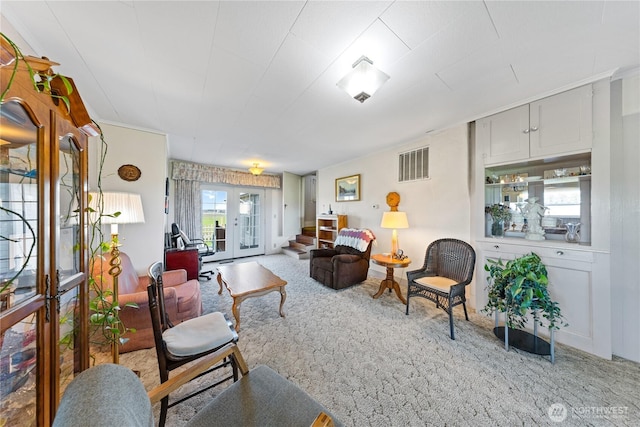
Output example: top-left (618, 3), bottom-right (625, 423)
top-left (216, 262), bottom-right (287, 331)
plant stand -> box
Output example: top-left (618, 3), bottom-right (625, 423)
top-left (494, 311), bottom-right (555, 363)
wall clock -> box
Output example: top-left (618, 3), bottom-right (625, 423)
top-left (118, 164), bottom-right (141, 182)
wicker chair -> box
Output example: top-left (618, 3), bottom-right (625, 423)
top-left (405, 238), bottom-right (476, 340)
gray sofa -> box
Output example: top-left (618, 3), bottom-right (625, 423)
top-left (53, 344), bottom-right (342, 427)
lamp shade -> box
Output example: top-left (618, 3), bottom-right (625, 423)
top-left (337, 56), bottom-right (390, 103)
top-left (88, 192), bottom-right (145, 225)
top-left (380, 211), bottom-right (409, 229)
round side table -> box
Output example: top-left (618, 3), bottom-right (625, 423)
top-left (371, 254), bottom-right (411, 304)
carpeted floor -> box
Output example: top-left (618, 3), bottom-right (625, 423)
top-left (117, 254), bottom-right (640, 426)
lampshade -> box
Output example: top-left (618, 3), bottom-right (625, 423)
top-left (248, 163), bottom-right (264, 176)
top-left (380, 211), bottom-right (409, 229)
top-left (336, 56), bottom-right (390, 103)
top-left (88, 191), bottom-right (145, 234)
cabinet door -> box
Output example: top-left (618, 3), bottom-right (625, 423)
top-left (478, 104), bottom-right (530, 165)
top-left (529, 85), bottom-right (592, 157)
top-left (1, 99), bottom-right (49, 427)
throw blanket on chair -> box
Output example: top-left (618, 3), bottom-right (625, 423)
top-left (333, 228), bottom-right (376, 252)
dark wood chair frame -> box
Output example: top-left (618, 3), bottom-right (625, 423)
top-left (405, 238), bottom-right (476, 340)
top-left (147, 262), bottom-right (239, 426)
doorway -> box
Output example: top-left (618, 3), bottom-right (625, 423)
top-left (201, 185), bottom-right (265, 260)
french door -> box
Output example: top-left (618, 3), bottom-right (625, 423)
top-left (201, 186), bottom-right (265, 261)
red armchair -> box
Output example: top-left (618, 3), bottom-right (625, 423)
top-left (91, 252), bottom-right (202, 353)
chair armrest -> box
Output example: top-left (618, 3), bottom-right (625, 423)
top-left (332, 254), bottom-right (362, 265)
top-left (406, 269), bottom-right (435, 282)
top-left (310, 249), bottom-right (337, 259)
top-left (162, 269), bottom-right (188, 287)
top-left (148, 343), bottom-right (248, 404)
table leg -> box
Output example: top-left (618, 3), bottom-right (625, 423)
top-left (373, 267), bottom-right (407, 304)
top-left (278, 286), bottom-right (286, 317)
top-left (232, 297), bottom-right (241, 332)
top-left (216, 273), bottom-right (224, 295)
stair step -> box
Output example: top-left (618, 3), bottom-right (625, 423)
top-left (302, 227), bottom-right (316, 238)
top-left (288, 240), bottom-right (314, 251)
top-left (295, 234), bottom-right (315, 245)
top-left (282, 246), bottom-right (309, 259)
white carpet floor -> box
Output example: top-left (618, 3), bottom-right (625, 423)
top-left (116, 254), bottom-right (640, 426)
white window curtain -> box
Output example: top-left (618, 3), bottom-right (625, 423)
top-left (173, 180), bottom-right (202, 239)
top-left (171, 160), bottom-right (281, 189)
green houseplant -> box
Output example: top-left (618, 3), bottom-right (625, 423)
top-left (486, 203), bottom-right (512, 237)
top-left (483, 252), bottom-right (567, 331)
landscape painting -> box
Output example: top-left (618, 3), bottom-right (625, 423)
top-left (335, 174), bottom-right (360, 202)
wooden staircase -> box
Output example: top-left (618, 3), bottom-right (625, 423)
top-left (282, 233), bottom-right (316, 259)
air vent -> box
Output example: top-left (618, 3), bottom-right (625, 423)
top-left (398, 147), bottom-right (429, 182)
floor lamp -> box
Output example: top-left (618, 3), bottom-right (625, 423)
top-left (90, 191), bottom-right (145, 363)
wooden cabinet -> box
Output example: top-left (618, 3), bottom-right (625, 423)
top-left (316, 215), bottom-right (347, 248)
top-left (165, 248), bottom-right (199, 281)
top-left (478, 85), bottom-right (593, 165)
top-left (1, 47), bottom-right (96, 425)
top-left (476, 241), bottom-right (611, 359)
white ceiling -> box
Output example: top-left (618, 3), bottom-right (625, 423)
top-left (2, 1), bottom-right (638, 176)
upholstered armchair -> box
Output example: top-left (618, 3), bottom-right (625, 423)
top-left (91, 252), bottom-right (202, 353)
top-left (309, 228), bottom-right (375, 290)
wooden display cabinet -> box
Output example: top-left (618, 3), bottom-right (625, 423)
top-left (316, 215), bottom-right (348, 249)
top-left (1, 40), bottom-right (97, 425)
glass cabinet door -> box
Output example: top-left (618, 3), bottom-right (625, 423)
top-left (53, 133), bottom-right (85, 403)
top-left (0, 100), bottom-right (45, 427)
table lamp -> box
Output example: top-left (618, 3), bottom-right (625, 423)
top-left (88, 191), bottom-right (145, 363)
top-left (380, 211), bottom-right (409, 259)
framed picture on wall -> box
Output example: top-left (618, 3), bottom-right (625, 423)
top-left (335, 174), bottom-right (361, 202)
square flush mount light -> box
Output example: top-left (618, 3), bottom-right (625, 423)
top-left (337, 56), bottom-right (390, 103)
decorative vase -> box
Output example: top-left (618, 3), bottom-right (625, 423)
top-left (565, 222), bottom-right (581, 243)
top-left (491, 219), bottom-right (505, 237)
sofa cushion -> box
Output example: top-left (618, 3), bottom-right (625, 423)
top-left (186, 365), bottom-right (343, 427)
top-left (163, 312), bottom-right (234, 357)
top-left (53, 363), bottom-right (153, 427)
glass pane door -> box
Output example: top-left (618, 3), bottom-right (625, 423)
top-left (201, 186), bottom-right (264, 260)
top-left (0, 100), bottom-right (45, 427)
top-left (234, 190), bottom-right (264, 258)
top-left (54, 134), bottom-right (85, 402)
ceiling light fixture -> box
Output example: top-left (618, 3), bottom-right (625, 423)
top-left (248, 163), bottom-right (264, 175)
top-left (337, 56), bottom-right (390, 103)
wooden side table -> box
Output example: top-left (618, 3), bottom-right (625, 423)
top-left (371, 254), bottom-right (411, 304)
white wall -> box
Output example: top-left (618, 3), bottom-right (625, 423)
top-left (88, 123), bottom-right (168, 274)
top-left (316, 124), bottom-right (471, 281)
top-left (610, 73), bottom-right (640, 362)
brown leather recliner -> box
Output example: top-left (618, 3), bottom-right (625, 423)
top-left (91, 252), bottom-right (202, 353)
top-left (309, 229), bottom-right (375, 290)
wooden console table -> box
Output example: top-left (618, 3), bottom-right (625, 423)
top-left (371, 254), bottom-right (411, 304)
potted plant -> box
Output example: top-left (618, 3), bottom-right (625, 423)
top-left (486, 203), bottom-right (512, 237)
top-left (483, 252), bottom-right (567, 331)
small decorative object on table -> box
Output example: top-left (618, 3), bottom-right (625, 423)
top-left (522, 197), bottom-right (546, 240)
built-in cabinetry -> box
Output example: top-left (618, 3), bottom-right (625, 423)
top-left (316, 215), bottom-right (347, 248)
top-left (477, 241), bottom-right (610, 359)
top-left (472, 81), bottom-right (611, 359)
top-left (1, 47), bottom-right (96, 424)
top-left (478, 84), bottom-right (593, 165)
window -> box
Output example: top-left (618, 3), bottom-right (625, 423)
top-left (398, 147), bottom-right (429, 182)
